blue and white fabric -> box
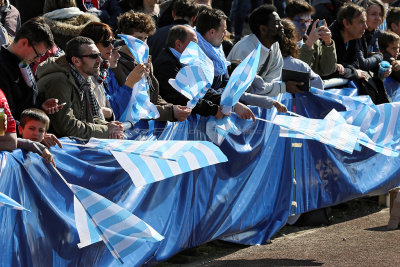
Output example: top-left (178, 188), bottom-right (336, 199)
top-left (195, 30), bottom-right (230, 76)
top-left (80, 138), bottom-right (228, 187)
top-left (274, 114), bottom-right (361, 154)
top-left (169, 41), bottom-right (214, 109)
top-left (0, 192), bottom-right (29, 211)
top-left (311, 87), bottom-right (374, 110)
top-left (339, 102), bottom-right (400, 156)
top-left (206, 116), bottom-right (242, 145)
top-left (111, 142), bottom-right (227, 187)
top-left (117, 34), bottom-right (159, 122)
top-left (206, 44), bottom-right (261, 145)
top-left (220, 43), bottom-right (261, 114)
top-left (70, 184), bottom-right (164, 264)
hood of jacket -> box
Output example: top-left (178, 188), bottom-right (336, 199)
top-left (36, 55), bottom-right (71, 80)
top-left (44, 12), bottom-right (99, 39)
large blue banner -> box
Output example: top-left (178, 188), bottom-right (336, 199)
top-left (1, 90), bottom-right (400, 266)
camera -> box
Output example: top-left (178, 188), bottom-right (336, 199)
top-left (317, 20), bottom-right (324, 28)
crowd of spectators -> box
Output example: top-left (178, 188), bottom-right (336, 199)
top-left (1, 0), bottom-right (400, 165)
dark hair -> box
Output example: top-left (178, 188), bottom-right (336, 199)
top-left (249, 4), bottom-right (277, 38)
top-left (20, 108), bottom-right (50, 131)
top-left (14, 17), bottom-right (54, 48)
top-left (378, 30), bottom-right (400, 50)
top-left (173, 0), bottom-right (198, 19)
top-left (65, 36), bottom-right (95, 63)
top-left (43, 0), bottom-right (76, 14)
top-left (279, 18), bottom-right (300, 58)
top-left (117, 10), bottom-right (156, 36)
top-left (355, 0), bottom-right (385, 20)
top-left (285, 0), bottom-right (314, 19)
top-left (195, 8), bottom-right (227, 36)
top-left (337, 3), bottom-right (365, 31)
top-left (387, 7), bottom-right (400, 31)
top-left (167, 25), bottom-right (190, 48)
top-left (79, 22), bottom-right (114, 44)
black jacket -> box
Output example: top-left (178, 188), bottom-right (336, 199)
top-left (325, 21), bottom-right (359, 80)
top-left (355, 29), bottom-right (382, 73)
top-left (154, 48), bottom-right (220, 117)
top-left (0, 46), bottom-right (38, 121)
top-left (147, 18), bottom-right (189, 62)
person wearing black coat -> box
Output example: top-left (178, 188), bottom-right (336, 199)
top-left (154, 25), bottom-right (222, 117)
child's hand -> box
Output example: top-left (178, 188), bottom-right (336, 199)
top-left (273, 101), bottom-right (288, 113)
top-left (391, 60), bottom-right (400, 72)
top-left (41, 133), bottom-right (62, 148)
top-left (42, 148), bottom-right (55, 167)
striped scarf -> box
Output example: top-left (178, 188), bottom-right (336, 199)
top-left (70, 64), bottom-right (105, 122)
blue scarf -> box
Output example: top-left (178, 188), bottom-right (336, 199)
top-left (195, 30), bottom-right (230, 76)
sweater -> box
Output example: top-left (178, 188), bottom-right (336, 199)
top-left (227, 33), bottom-right (286, 96)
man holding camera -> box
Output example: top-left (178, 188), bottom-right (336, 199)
top-left (286, 0), bottom-right (337, 77)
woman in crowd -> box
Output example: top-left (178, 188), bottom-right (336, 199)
top-left (280, 18), bottom-right (324, 90)
top-left (354, 0), bottom-right (386, 73)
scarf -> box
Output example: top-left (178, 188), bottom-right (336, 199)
top-left (70, 64), bottom-right (105, 122)
top-left (195, 30), bottom-right (230, 76)
top-left (97, 59), bottom-right (109, 84)
top-left (19, 61), bottom-right (38, 105)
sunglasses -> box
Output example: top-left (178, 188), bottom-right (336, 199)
top-left (28, 39), bottom-right (46, 58)
top-left (100, 39), bottom-right (115, 47)
top-left (79, 53), bottom-right (102, 59)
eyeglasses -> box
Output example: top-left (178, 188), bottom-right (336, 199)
top-left (100, 39), bottom-right (115, 48)
top-left (79, 53), bottom-right (102, 59)
top-left (28, 40), bottom-right (46, 58)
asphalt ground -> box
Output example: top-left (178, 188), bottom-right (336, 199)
top-left (159, 198), bottom-right (399, 267)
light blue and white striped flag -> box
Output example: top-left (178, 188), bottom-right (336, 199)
top-left (339, 102), bottom-right (400, 156)
top-left (118, 34), bottom-right (159, 122)
top-left (274, 114), bottom-right (361, 154)
top-left (280, 108), bottom-right (400, 156)
top-left (71, 184), bottom-right (164, 264)
top-left (169, 41), bottom-right (214, 108)
top-left (169, 65), bottom-right (212, 109)
top-left (206, 116), bottom-right (242, 145)
top-left (206, 44), bottom-right (261, 145)
top-left (82, 138), bottom-right (228, 187)
top-left (180, 41), bottom-right (214, 83)
top-left (0, 192), bottom-right (29, 211)
top-left (311, 87), bottom-right (374, 111)
top-left (220, 43), bottom-right (261, 114)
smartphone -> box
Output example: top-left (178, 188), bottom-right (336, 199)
top-left (317, 20), bottom-right (324, 28)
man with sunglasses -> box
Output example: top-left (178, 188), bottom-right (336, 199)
top-left (285, 0), bottom-right (337, 77)
top-left (36, 36), bottom-right (124, 140)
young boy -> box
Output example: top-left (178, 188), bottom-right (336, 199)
top-left (379, 31), bottom-right (400, 82)
top-left (17, 108), bottom-right (55, 166)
